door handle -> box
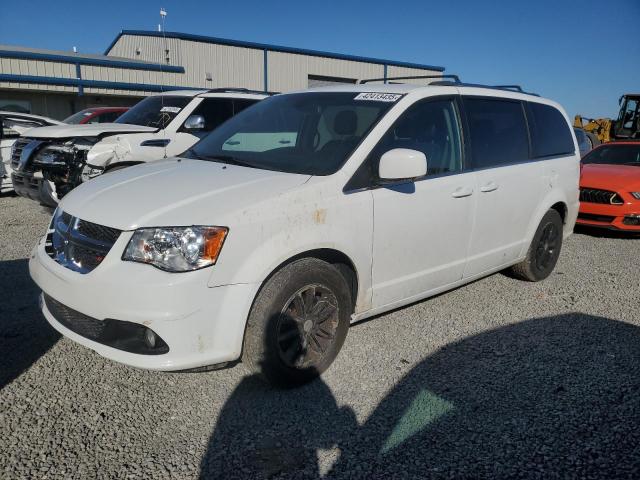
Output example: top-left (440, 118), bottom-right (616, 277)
top-left (480, 182), bottom-right (499, 193)
top-left (451, 187), bottom-right (474, 198)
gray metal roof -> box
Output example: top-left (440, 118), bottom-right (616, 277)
top-left (106, 30), bottom-right (446, 72)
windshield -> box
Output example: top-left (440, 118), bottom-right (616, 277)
top-left (582, 144), bottom-right (640, 166)
top-left (184, 92), bottom-right (399, 175)
top-left (115, 96), bottom-right (190, 128)
top-left (63, 110), bottom-right (93, 124)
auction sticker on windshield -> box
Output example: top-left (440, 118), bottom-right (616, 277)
top-left (354, 93), bottom-right (402, 102)
top-left (160, 106), bottom-right (181, 113)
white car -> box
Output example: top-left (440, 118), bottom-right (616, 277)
top-left (11, 89), bottom-right (267, 206)
top-left (0, 111), bottom-right (64, 194)
top-left (29, 81), bottom-right (580, 386)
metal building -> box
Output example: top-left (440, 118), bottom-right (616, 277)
top-left (0, 30), bottom-right (445, 119)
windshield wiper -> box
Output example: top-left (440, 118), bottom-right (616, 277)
top-left (183, 149), bottom-right (261, 169)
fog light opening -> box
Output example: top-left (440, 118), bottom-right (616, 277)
top-left (622, 215), bottom-right (640, 226)
top-left (144, 328), bottom-right (157, 348)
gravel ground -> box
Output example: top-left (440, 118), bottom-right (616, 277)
top-left (1, 193), bottom-right (639, 479)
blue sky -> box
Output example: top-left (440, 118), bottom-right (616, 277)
top-left (1, 0), bottom-right (638, 118)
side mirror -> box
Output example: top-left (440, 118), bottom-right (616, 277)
top-left (184, 115), bottom-right (206, 131)
top-left (378, 148), bottom-right (427, 182)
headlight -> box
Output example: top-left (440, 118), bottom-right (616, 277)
top-left (33, 140), bottom-right (93, 167)
top-left (631, 192), bottom-right (640, 200)
top-left (122, 226), bottom-right (228, 272)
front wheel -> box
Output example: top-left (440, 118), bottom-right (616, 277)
top-left (242, 258), bottom-right (352, 387)
top-left (510, 209), bottom-right (563, 282)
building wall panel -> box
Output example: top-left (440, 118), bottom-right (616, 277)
top-left (267, 51), bottom-right (384, 92)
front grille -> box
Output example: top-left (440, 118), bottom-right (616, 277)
top-left (44, 294), bottom-right (105, 340)
top-left (579, 188), bottom-right (624, 205)
top-left (577, 213), bottom-right (615, 223)
top-left (76, 219), bottom-right (121, 244)
top-left (43, 294), bottom-right (169, 355)
top-left (46, 211), bottom-right (121, 274)
top-left (10, 138), bottom-right (31, 169)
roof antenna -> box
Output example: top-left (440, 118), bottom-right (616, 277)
top-left (159, 7), bottom-right (168, 158)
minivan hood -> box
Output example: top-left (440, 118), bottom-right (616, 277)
top-left (60, 158), bottom-right (311, 230)
top-left (24, 123), bottom-right (157, 139)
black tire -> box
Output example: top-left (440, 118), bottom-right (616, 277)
top-left (38, 179), bottom-right (58, 208)
top-left (242, 258), bottom-right (352, 387)
top-left (510, 209), bottom-right (563, 282)
top-left (585, 131), bottom-right (601, 149)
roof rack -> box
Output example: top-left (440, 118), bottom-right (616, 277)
top-left (459, 83), bottom-right (539, 96)
top-left (493, 85), bottom-right (525, 92)
top-left (357, 75), bottom-right (539, 96)
top-left (358, 74), bottom-right (461, 84)
top-left (204, 87), bottom-right (278, 95)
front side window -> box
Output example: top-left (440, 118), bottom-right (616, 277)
top-left (185, 93), bottom-right (396, 175)
top-left (116, 96), bottom-right (191, 129)
top-left (465, 98), bottom-right (529, 168)
top-left (185, 98), bottom-right (234, 133)
top-left (527, 102), bottom-right (574, 158)
top-left (582, 144), bottom-right (640, 166)
top-left (369, 98), bottom-right (463, 177)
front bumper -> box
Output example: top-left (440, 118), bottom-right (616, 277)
top-left (576, 200), bottom-right (640, 232)
top-left (12, 171), bottom-right (58, 207)
top-left (29, 233), bottom-right (259, 371)
top-left (12, 171), bottom-right (42, 201)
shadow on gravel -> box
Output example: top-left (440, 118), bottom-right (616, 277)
top-left (200, 313), bottom-right (640, 479)
top-left (0, 259), bottom-right (59, 389)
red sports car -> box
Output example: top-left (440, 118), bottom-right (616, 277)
top-left (577, 142), bottom-right (640, 231)
top-left (62, 107), bottom-right (128, 125)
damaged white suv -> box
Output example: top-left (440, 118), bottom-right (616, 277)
top-left (11, 89), bottom-right (266, 206)
top-left (30, 82), bottom-right (579, 386)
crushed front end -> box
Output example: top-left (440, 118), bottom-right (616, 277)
top-left (10, 137), bottom-right (100, 206)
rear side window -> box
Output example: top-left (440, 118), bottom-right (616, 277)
top-left (527, 102), bottom-right (574, 158)
top-left (464, 98), bottom-right (529, 169)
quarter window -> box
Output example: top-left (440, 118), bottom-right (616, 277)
top-left (371, 98), bottom-right (463, 177)
top-left (527, 102), bottom-right (574, 158)
top-left (465, 98), bottom-right (529, 168)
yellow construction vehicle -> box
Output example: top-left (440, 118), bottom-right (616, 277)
top-left (575, 94), bottom-right (640, 144)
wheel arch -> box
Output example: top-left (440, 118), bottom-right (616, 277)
top-left (256, 248), bottom-right (359, 311)
top-left (550, 201), bottom-right (568, 224)
top-left (521, 192), bottom-right (572, 259)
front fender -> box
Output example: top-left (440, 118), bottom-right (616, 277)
top-left (86, 137), bottom-right (131, 169)
top-left (206, 180), bottom-right (374, 314)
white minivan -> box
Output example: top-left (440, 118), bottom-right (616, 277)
top-left (29, 81), bottom-right (579, 385)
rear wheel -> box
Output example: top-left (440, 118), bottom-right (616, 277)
top-left (510, 209), bottom-right (563, 282)
top-left (242, 258), bottom-right (352, 387)
top-left (585, 131), bottom-right (601, 150)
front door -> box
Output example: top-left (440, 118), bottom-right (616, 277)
top-left (371, 97), bottom-right (476, 309)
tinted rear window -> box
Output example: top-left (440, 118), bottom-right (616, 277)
top-left (464, 98), bottom-right (529, 169)
top-left (527, 102), bottom-right (574, 158)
